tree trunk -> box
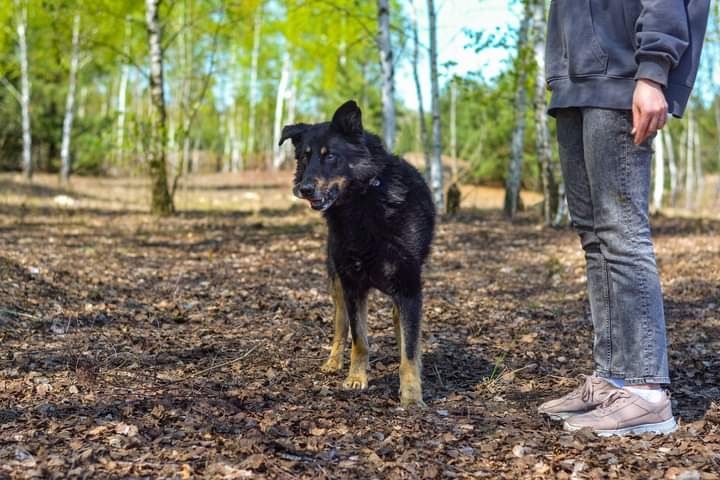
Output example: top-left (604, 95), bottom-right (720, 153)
top-left (450, 79), bottom-right (458, 182)
top-left (652, 129), bottom-right (665, 212)
top-left (666, 129), bottom-right (678, 206)
top-left (145, 0), bottom-right (174, 215)
top-left (377, 0), bottom-right (396, 150)
top-left (60, 14), bottom-right (81, 184)
top-left (246, 7), bottom-right (262, 162)
top-left (115, 18), bottom-right (131, 167)
top-left (272, 53), bottom-right (291, 170)
top-left (15, 0), bottom-right (32, 179)
top-left (504, 1), bottom-right (532, 218)
top-left (693, 120), bottom-right (703, 207)
top-left (684, 111), bottom-right (695, 210)
top-left (427, 0), bottom-right (444, 212)
top-left (229, 110), bottom-right (242, 172)
top-left (410, 0), bottom-right (430, 180)
top-left (552, 181), bottom-right (569, 227)
top-left (716, 96), bottom-right (720, 199)
top-left (531, 0), bottom-right (557, 225)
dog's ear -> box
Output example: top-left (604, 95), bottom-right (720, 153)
top-left (331, 100), bottom-right (363, 136)
top-left (279, 123), bottom-right (310, 146)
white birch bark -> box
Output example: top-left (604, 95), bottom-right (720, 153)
top-left (410, 0), bottom-right (430, 179)
top-left (377, 0), bottom-right (396, 150)
top-left (684, 111), bottom-right (695, 210)
top-left (716, 97), bottom-right (720, 198)
top-left (145, 0), bottom-right (173, 214)
top-left (15, 0), bottom-right (32, 179)
top-left (450, 79), bottom-right (458, 182)
top-left (427, 0), bottom-right (444, 211)
top-left (531, 0), bottom-right (557, 225)
top-left (666, 129), bottom-right (678, 206)
top-left (115, 18), bottom-right (130, 165)
top-left (652, 129), bottom-right (665, 212)
top-left (60, 14), bottom-right (81, 184)
top-left (505, 2), bottom-right (532, 218)
top-left (246, 7), bottom-right (262, 160)
top-left (272, 53), bottom-right (291, 170)
top-left (693, 122), bottom-right (703, 207)
top-left (229, 110), bottom-right (242, 172)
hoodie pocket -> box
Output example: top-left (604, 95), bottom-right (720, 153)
top-left (546, 0), bottom-right (608, 80)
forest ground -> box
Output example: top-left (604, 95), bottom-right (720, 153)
top-left (1, 172), bottom-right (719, 479)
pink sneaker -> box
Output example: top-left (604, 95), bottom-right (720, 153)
top-left (564, 389), bottom-right (677, 436)
top-left (538, 375), bottom-right (619, 420)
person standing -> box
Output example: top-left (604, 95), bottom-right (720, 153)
top-left (537, 0), bottom-right (711, 436)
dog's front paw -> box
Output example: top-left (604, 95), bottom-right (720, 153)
top-left (400, 390), bottom-right (427, 409)
top-left (321, 356), bottom-right (343, 373)
top-left (342, 372), bottom-right (368, 390)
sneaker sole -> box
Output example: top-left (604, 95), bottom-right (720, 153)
top-left (563, 417), bottom-right (677, 437)
top-left (543, 411), bottom-right (576, 421)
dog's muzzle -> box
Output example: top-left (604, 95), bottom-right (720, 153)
top-left (294, 182), bottom-right (340, 212)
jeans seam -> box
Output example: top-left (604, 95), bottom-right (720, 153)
top-left (601, 255), bottom-right (612, 370)
top-left (620, 116), bottom-right (653, 378)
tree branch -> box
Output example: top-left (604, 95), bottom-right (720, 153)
top-left (0, 77), bottom-right (21, 104)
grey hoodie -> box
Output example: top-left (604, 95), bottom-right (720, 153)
top-left (546, 0), bottom-right (711, 117)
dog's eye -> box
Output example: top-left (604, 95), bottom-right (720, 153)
top-left (326, 153), bottom-right (336, 163)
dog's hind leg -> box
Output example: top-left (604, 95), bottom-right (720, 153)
top-left (391, 304), bottom-right (401, 352)
top-left (321, 276), bottom-right (348, 373)
top-left (342, 288), bottom-right (369, 390)
top-left (395, 292), bottom-right (426, 408)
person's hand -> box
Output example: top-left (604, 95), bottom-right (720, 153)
top-left (631, 78), bottom-right (668, 145)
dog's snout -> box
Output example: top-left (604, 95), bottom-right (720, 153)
top-left (299, 183), bottom-right (315, 198)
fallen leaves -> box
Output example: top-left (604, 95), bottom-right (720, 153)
top-left (1, 178), bottom-right (719, 478)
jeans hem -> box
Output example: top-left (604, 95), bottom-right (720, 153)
top-left (595, 370), bottom-right (670, 385)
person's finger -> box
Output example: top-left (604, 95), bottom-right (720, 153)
top-left (658, 111), bottom-right (668, 130)
top-left (635, 109), bottom-right (651, 145)
top-left (643, 115), bottom-right (660, 144)
top-left (632, 102), bottom-right (640, 135)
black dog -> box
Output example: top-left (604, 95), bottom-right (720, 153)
top-left (279, 100), bottom-right (435, 407)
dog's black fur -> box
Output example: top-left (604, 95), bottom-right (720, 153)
top-left (279, 100), bottom-right (435, 407)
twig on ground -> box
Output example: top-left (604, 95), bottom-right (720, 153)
top-left (170, 343), bottom-right (260, 383)
top-left (0, 308), bottom-right (41, 320)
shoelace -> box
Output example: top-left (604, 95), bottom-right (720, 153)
top-left (579, 375), bottom-right (596, 403)
top-left (595, 389), bottom-right (631, 413)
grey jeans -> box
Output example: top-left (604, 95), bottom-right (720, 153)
top-left (556, 107), bottom-right (670, 385)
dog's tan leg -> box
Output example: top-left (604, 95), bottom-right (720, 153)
top-left (392, 304), bottom-right (401, 352)
top-left (342, 292), bottom-right (369, 390)
top-left (321, 276), bottom-right (348, 373)
top-left (396, 295), bottom-right (426, 408)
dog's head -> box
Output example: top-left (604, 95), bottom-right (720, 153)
top-left (279, 100), bottom-right (381, 212)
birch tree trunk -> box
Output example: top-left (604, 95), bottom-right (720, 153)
top-left (652, 129), bottom-right (665, 212)
top-left (684, 111), bottom-right (695, 210)
top-left (246, 7), bottom-right (262, 162)
top-left (716, 96), bottom-right (720, 198)
top-left (229, 110), bottom-right (242, 172)
top-left (427, 0), bottom-right (444, 212)
top-left (15, 0), bottom-right (32, 179)
top-left (450, 79), bottom-right (458, 182)
top-left (377, 0), bottom-right (396, 150)
top-left (410, 0), bottom-right (430, 180)
top-left (531, 0), bottom-right (557, 225)
top-left (693, 122), bottom-right (703, 207)
top-left (60, 14), bottom-right (81, 184)
top-left (666, 129), bottom-right (678, 206)
top-left (504, 1), bottom-right (532, 218)
top-left (115, 18), bottom-right (131, 166)
top-left (145, 0), bottom-right (174, 215)
top-left (272, 53), bottom-right (291, 170)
